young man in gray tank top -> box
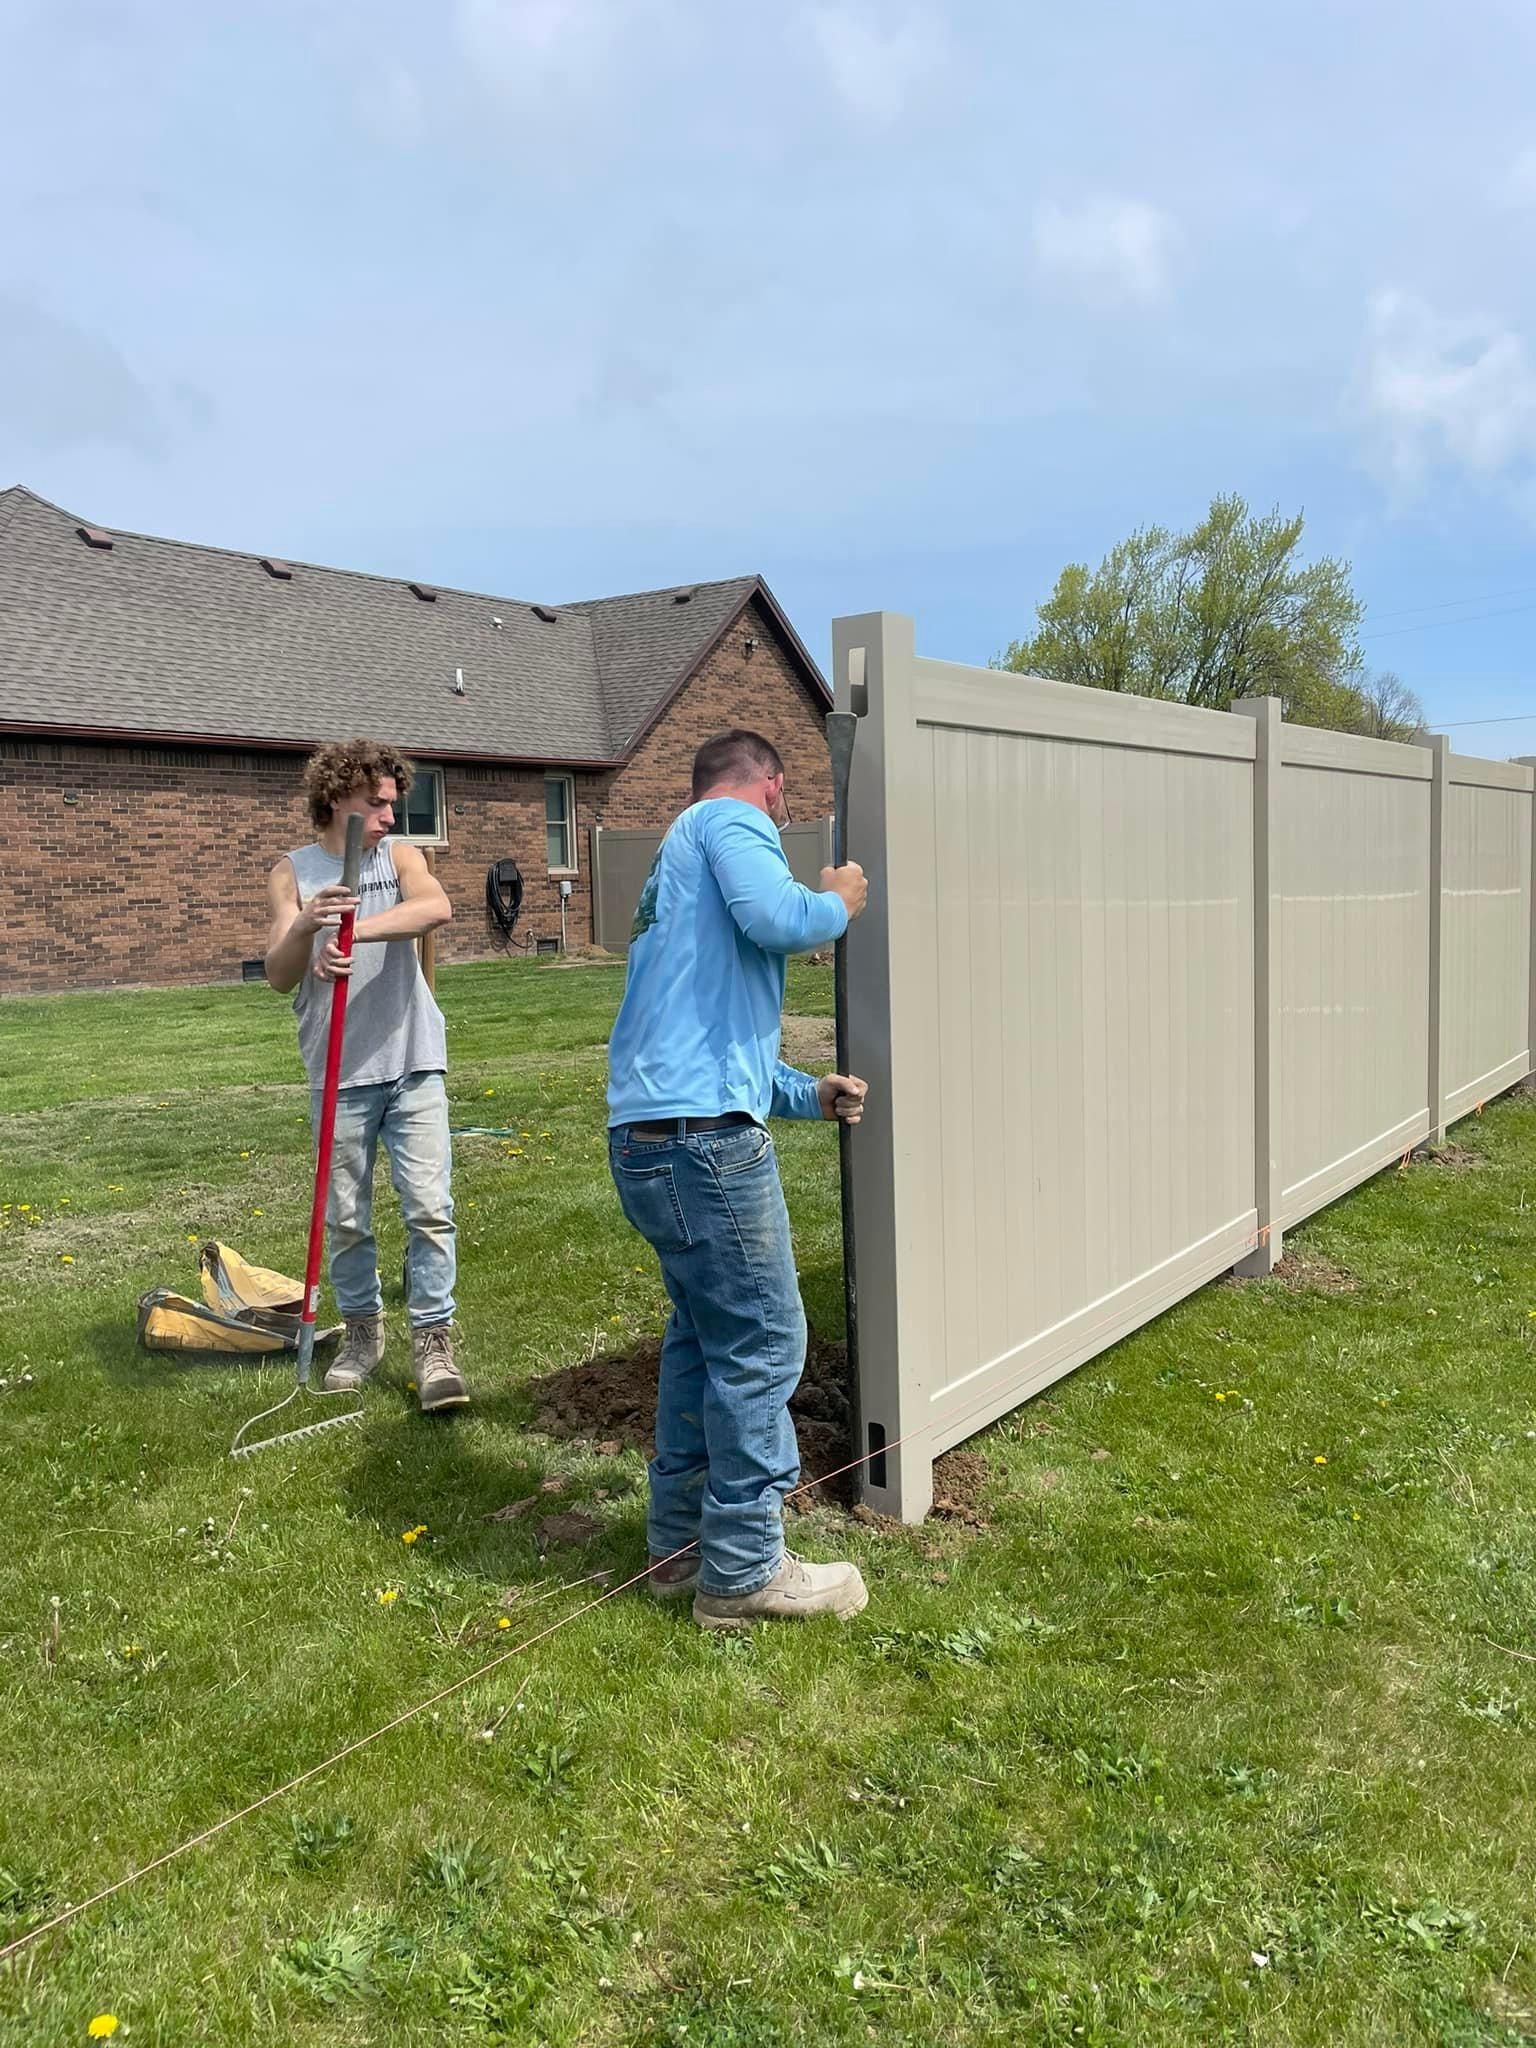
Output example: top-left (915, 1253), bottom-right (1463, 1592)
top-left (265, 740), bottom-right (468, 1412)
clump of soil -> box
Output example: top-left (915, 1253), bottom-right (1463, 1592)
top-left (1273, 1248), bottom-right (1360, 1295)
top-left (1229, 1247), bottom-right (1359, 1294)
top-left (530, 1333), bottom-right (857, 1503)
top-left (1412, 1142), bottom-right (1485, 1173)
top-left (928, 1450), bottom-right (989, 1526)
top-left (529, 1336), bottom-right (988, 1524)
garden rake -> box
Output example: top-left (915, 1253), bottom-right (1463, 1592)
top-left (232, 813), bottom-right (368, 1459)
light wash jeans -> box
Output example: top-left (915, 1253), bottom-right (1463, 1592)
top-left (317, 1069), bottom-right (456, 1329)
top-left (608, 1119), bottom-right (805, 1596)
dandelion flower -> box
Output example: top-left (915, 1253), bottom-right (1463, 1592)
top-left (401, 1524), bottom-right (428, 1546)
top-left (484, 1088), bottom-right (496, 1098)
top-left (376, 1587), bottom-right (399, 1606)
top-left (497, 1616), bottom-right (511, 1630)
top-left (1214, 1392), bottom-right (1227, 1403)
top-left (251, 1209), bottom-right (264, 1218)
top-left (1313, 1454), bottom-right (1328, 1466)
top-left (60, 1254), bottom-right (75, 1265)
top-left (609, 1315), bottom-right (622, 1326)
top-left (88, 2019), bottom-right (119, 2040)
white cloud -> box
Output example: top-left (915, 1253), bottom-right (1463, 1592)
top-left (456, 0), bottom-right (620, 94)
top-left (1031, 197), bottom-right (1178, 304)
top-left (358, 61), bottom-right (425, 145)
top-left (804, 5), bottom-right (942, 126)
top-left (1498, 144), bottom-right (1536, 206)
top-left (1360, 289), bottom-right (1536, 488)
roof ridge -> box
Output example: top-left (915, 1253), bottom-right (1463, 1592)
top-left (561, 571), bottom-right (759, 611)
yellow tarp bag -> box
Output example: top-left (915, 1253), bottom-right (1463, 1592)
top-left (137, 1241), bottom-right (342, 1356)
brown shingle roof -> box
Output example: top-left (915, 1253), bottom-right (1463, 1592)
top-left (0, 486), bottom-right (825, 762)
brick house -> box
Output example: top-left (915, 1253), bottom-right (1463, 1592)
top-left (0, 486), bottom-right (832, 994)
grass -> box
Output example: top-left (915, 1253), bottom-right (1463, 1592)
top-left (3, 958), bottom-right (1536, 2045)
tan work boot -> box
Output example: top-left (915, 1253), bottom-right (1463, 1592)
top-left (414, 1323), bottom-right (469, 1413)
top-left (322, 1314), bottom-right (386, 1393)
top-left (648, 1553), bottom-right (701, 1602)
top-left (693, 1551), bottom-right (868, 1631)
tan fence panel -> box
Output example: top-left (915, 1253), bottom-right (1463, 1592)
top-left (1273, 729), bottom-right (1433, 1227)
top-left (838, 616), bottom-right (1257, 1519)
top-left (835, 611), bottom-right (1536, 1522)
top-left (591, 819), bottom-right (833, 952)
top-left (1440, 756), bottom-right (1533, 1122)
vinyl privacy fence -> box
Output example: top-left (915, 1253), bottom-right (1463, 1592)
top-left (834, 611), bottom-right (1536, 1521)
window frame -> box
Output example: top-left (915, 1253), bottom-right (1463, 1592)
top-left (392, 764), bottom-right (447, 846)
top-left (545, 772), bottom-right (577, 874)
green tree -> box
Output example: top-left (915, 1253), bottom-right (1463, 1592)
top-left (1001, 495), bottom-right (1371, 729)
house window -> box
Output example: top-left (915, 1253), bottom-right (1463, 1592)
top-left (395, 766), bottom-right (445, 843)
top-left (545, 774), bottom-right (576, 871)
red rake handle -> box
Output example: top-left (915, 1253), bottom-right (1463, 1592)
top-left (297, 814), bottom-right (364, 1379)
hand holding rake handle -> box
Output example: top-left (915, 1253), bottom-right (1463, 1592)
top-left (231, 812), bottom-right (367, 1459)
top-left (296, 810), bottom-right (365, 1388)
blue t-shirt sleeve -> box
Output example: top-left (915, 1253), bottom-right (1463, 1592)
top-left (700, 807), bottom-right (848, 956)
top-left (771, 1061), bottom-right (823, 1121)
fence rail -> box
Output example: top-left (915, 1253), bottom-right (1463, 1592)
top-left (590, 818), bottom-right (833, 953)
top-left (835, 612), bottom-right (1536, 1520)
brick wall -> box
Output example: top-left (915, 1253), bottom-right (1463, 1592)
top-left (0, 596), bottom-right (830, 994)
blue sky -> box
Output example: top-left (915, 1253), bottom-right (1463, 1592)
top-left (6, 0), bottom-right (1536, 740)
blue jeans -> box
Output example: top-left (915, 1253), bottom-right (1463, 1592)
top-left (318, 1069), bottom-right (457, 1328)
top-left (608, 1121), bottom-right (806, 1597)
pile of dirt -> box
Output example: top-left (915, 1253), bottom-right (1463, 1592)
top-left (1412, 1142), bottom-right (1485, 1173)
top-left (1272, 1248), bottom-right (1360, 1295)
top-left (530, 1333), bottom-right (857, 1503)
top-left (529, 1337), bottom-right (988, 1523)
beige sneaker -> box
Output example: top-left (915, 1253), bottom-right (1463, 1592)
top-left (414, 1324), bottom-right (469, 1412)
top-left (693, 1551), bottom-right (868, 1631)
top-left (322, 1314), bottom-right (386, 1393)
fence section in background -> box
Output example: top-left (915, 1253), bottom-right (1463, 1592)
top-left (590, 818), bottom-right (833, 954)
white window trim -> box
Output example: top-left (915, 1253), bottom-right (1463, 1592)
top-left (394, 764), bottom-right (448, 847)
top-left (545, 772), bottom-right (577, 874)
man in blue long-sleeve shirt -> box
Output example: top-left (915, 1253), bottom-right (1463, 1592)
top-left (607, 728), bottom-right (870, 1628)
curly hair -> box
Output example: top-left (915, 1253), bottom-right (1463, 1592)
top-left (302, 739), bottom-right (416, 829)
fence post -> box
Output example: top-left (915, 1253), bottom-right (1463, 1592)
top-left (1416, 733), bottom-right (1450, 1148)
top-left (1233, 697), bottom-right (1283, 1276)
top-left (830, 610), bottom-right (932, 1523)
top-left (589, 826), bottom-right (606, 952)
top-left (1514, 758), bottom-right (1536, 1084)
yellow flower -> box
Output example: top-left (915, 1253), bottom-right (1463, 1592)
top-left (609, 1315), bottom-right (622, 1325)
top-left (539, 1131), bottom-right (553, 1139)
top-left (509, 1149), bottom-right (524, 1157)
top-left (484, 1088), bottom-right (496, 1098)
top-left (401, 1524), bottom-right (427, 1546)
top-left (251, 1209), bottom-right (264, 1218)
top-left (59, 1196), bottom-right (70, 1205)
top-left (376, 1587), bottom-right (399, 1606)
top-left (496, 1616), bottom-right (511, 1630)
top-left (18, 1204), bottom-right (30, 1213)
top-left (59, 1254), bottom-right (75, 1265)
top-left (88, 2020), bottom-right (119, 2040)
top-left (1214, 1392), bottom-right (1226, 1403)
top-left (1313, 1454), bottom-right (1328, 1466)
top-left (107, 1184), bottom-right (123, 1193)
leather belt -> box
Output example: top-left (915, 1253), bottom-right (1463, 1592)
top-left (626, 1112), bottom-right (757, 1141)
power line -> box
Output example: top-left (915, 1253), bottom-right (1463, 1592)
top-left (1367, 582), bottom-right (1536, 625)
top-left (1363, 599), bottom-right (1536, 643)
top-left (1431, 710), bottom-right (1536, 729)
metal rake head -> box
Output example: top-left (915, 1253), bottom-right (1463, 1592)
top-left (230, 1386), bottom-right (365, 1460)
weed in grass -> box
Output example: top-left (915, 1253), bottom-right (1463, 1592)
top-left (411, 1836), bottom-right (504, 1896)
top-left (273, 1922), bottom-right (379, 2005)
top-left (0, 1865), bottom-right (52, 1918)
top-left (743, 1830), bottom-right (845, 1905)
top-left (281, 1812), bottom-right (357, 1873)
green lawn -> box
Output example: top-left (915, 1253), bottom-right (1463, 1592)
top-left (2, 961), bottom-right (1536, 2046)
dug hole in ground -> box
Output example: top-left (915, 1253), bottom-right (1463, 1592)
top-left (527, 1333), bottom-right (989, 1526)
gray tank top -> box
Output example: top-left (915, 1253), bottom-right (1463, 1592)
top-left (287, 837), bottom-right (447, 1090)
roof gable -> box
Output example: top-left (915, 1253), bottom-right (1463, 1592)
top-left (0, 487), bottom-right (825, 763)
